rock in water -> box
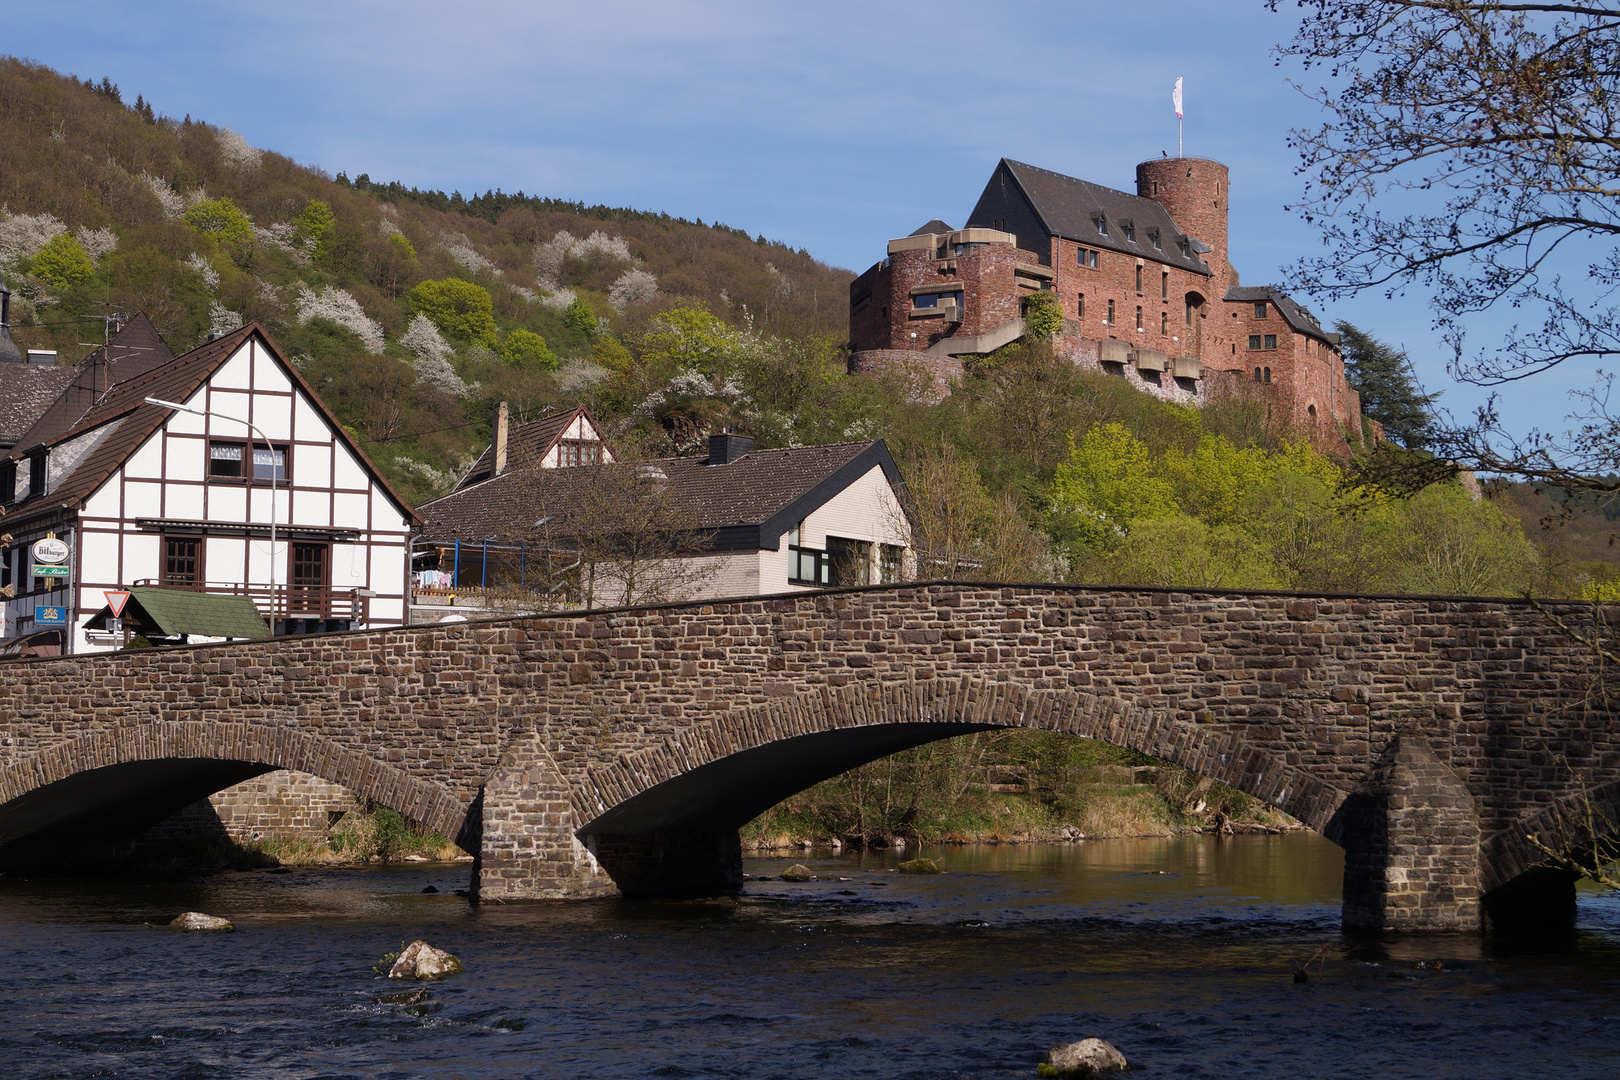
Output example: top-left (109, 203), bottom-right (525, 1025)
top-left (387, 940), bottom-right (463, 981)
top-left (169, 911), bottom-right (234, 933)
top-left (780, 864), bottom-right (814, 881)
top-left (898, 858), bottom-right (941, 874)
top-left (1041, 1038), bottom-right (1128, 1076)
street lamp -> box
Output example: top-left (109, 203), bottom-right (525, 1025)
top-left (145, 397), bottom-right (281, 631)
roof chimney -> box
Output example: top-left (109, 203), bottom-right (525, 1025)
top-left (493, 400), bottom-right (510, 475)
top-left (708, 431), bottom-right (754, 465)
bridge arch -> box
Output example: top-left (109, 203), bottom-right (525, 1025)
top-left (574, 677), bottom-right (1350, 840)
top-left (1486, 777), bottom-right (1620, 894)
top-left (0, 722), bottom-right (473, 860)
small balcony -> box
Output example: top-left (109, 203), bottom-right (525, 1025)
top-left (132, 579), bottom-right (372, 627)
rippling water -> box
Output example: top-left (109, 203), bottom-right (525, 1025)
top-left (2, 835), bottom-right (1617, 1079)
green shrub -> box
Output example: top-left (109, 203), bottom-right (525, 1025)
top-left (30, 233), bottom-right (95, 286)
top-left (183, 197), bottom-right (253, 245)
top-left (498, 328), bottom-right (557, 370)
top-left (407, 277), bottom-right (498, 345)
top-left (1022, 290), bottom-right (1063, 338)
top-left (563, 295), bottom-right (598, 337)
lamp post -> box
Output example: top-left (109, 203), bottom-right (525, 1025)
top-left (145, 397), bottom-right (281, 632)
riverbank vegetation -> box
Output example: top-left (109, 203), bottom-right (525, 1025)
top-left (121, 806), bottom-right (464, 876)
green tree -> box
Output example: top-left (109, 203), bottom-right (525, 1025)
top-left (563, 295), bottom-right (598, 337)
top-left (183, 197), bottom-right (253, 245)
top-left (406, 277), bottom-right (497, 345)
top-left (1335, 321), bottom-right (1439, 449)
top-left (498, 328), bottom-right (558, 370)
top-left (30, 233), bottom-right (94, 287)
top-left (1382, 484), bottom-right (1539, 596)
top-left (1022, 291), bottom-right (1063, 338)
top-left (1096, 514), bottom-right (1280, 590)
top-left (1048, 423), bottom-right (1175, 553)
top-left (296, 199), bottom-right (337, 258)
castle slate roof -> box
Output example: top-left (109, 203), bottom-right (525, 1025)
top-left (455, 404), bottom-right (608, 491)
top-left (970, 159), bottom-right (1211, 276)
top-left (1224, 286), bottom-right (1331, 343)
top-left (7, 313), bottom-right (175, 454)
top-left (419, 439), bottom-right (910, 551)
top-left (909, 219), bottom-right (954, 236)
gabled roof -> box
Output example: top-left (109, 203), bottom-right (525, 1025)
top-left (972, 159), bottom-right (1211, 275)
top-left (2, 323), bottom-right (421, 527)
top-left (419, 439), bottom-right (910, 551)
top-left (84, 586), bottom-right (270, 640)
top-left (0, 363), bottom-right (76, 449)
top-left (910, 219), bottom-right (954, 236)
top-left (7, 313), bottom-right (175, 454)
top-left (455, 404), bottom-right (609, 491)
top-left (1224, 286), bottom-right (1330, 342)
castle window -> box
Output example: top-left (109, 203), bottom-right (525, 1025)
top-left (1135, 306), bottom-right (1143, 331)
top-left (1254, 367), bottom-right (1263, 381)
top-left (1160, 311), bottom-right (1168, 335)
top-left (1106, 299), bottom-right (1115, 325)
top-left (1266, 334), bottom-right (1277, 349)
top-left (1254, 301), bottom-right (1268, 319)
top-left (1134, 265), bottom-right (1143, 292)
top-left (1122, 222), bottom-right (1136, 243)
top-left (1077, 293), bottom-right (1085, 318)
top-left (1177, 239), bottom-right (1190, 258)
top-left (1149, 229), bottom-right (1162, 251)
top-left (1265, 367), bottom-right (1272, 383)
top-left (1095, 216), bottom-right (1109, 237)
top-left (1077, 248), bottom-right (1098, 269)
top-left (1161, 271), bottom-right (1169, 300)
top-left (1248, 335), bottom-right (1278, 351)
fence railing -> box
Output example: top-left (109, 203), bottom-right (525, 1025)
top-left (132, 580), bottom-right (369, 623)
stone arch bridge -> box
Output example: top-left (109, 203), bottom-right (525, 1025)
top-left (1, 583), bottom-right (1615, 934)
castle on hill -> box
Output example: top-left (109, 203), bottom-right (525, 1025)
top-left (848, 157), bottom-right (1365, 445)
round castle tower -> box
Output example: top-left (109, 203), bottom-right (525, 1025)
top-left (1136, 158), bottom-right (1230, 291)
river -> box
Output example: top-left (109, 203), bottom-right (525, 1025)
top-left (2, 834), bottom-right (1617, 1079)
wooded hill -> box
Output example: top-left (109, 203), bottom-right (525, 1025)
top-left (3, 55), bottom-right (1616, 603)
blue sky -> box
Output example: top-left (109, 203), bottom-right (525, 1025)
top-left (8, 1), bottom-right (1596, 437)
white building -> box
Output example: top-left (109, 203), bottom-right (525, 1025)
top-left (1, 322), bottom-right (417, 654)
top-left (415, 422), bottom-right (915, 611)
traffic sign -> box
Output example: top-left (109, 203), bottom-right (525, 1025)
top-left (105, 591), bottom-right (133, 618)
top-left (33, 606), bottom-right (67, 626)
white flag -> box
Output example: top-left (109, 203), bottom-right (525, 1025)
top-left (1173, 76), bottom-right (1184, 120)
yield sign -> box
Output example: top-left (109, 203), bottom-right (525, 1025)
top-left (105, 590), bottom-right (132, 618)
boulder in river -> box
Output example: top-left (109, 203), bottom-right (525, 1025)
top-left (387, 940), bottom-right (463, 981)
top-left (781, 864), bottom-right (814, 882)
top-left (898, 858), bottom-right (941, 874)
top-left (1039, 1037), bottom-right (1128, 1076)
top-left (169, 911), bottom-right (234, 933)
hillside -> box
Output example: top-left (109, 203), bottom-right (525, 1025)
top-left (0, 58), bottom-right (853, 503)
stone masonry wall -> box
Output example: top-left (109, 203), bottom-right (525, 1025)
top-left (0, 583), bottom-right (1614, 919)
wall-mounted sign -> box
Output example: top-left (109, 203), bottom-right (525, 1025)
top-left (31, 537), bottom-right (69, 564)
top-left (33, 606), bottom-right (67, 626)
top-left (31, 564), bottom-right (70, 578)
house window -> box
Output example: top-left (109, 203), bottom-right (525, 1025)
top-left (1266, 335), bottom-right (1277, 349)
top-left (1254, 301), bottom-right (1268, 319)
top-left (1077, 293), bottom-right (1085, 318)
top-left (1135, 306), bottom-right (1143, 331)
top-left (163, 536), bottom-right (202, 586)
top-left (209, 441), bottom-right (286, 481)
top-left (0, 461), bottom-right (13, 503)
top-left (1249, 335), bottom-right (1278, 351)
top-left (1134, 265), bottom-right (1143, 292)
top-left (1077, 249), bottom-right (1098, 269)
top-left (1161, 271), bottom-right (1169, 300)
top-left (786, 523), bottom-right (829, 586)
top-left (879, 544), bottom-right (904, 584)
top-left (1160, 311), bottom-right (1168, 335)
top-left (828, 537), bottom-right (873, 587)
top-left (1106, 300), bottom-right (1115, 325)
top-left (28, 452), bottom-right (45, 498)
top-left (558, 440), bottom-right (602, 467)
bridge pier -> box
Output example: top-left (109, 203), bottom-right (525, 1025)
top-left (584, 832), bottom-right (744, 899)
top-left (1339, 731), bottom-right (1483, 933)
top-left (474, 735), bottom-right (618, 901)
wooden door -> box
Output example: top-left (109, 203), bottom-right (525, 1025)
top-left (289, 543), bottom-right (330, 617)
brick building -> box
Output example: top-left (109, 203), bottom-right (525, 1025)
top-left (849, 157), bottom-right (1364, 444)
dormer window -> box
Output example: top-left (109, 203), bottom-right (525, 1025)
top-left (1177, 239), bottom-right (1190, 258)
top-left (1254, 301), bottom-right (1268, 319)
top-left (1095, 216), bottom-right (1108, 237)
top-left (28, 452), bottom-right (45, 498)
top-left (1149, 229), bottom-right (1162, 251)
top-left (558, 439), bottom-right (603, 467)
top-left (1, 460), bottom-right (14, 503)
top-left (1122, 221), bottom-right (1136, 243)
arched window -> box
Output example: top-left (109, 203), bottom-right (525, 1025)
top-left (1263, 367), bottom-right (1271, 383)
top-left (1135, 306), bottom-right (1143, 330)
top-left (1107, 299), bottom-right (1115, 325)
top-left (1077, 293), bottom-right (1085, 318)
top-left (1254, 367), bottom-right (1262, 382)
